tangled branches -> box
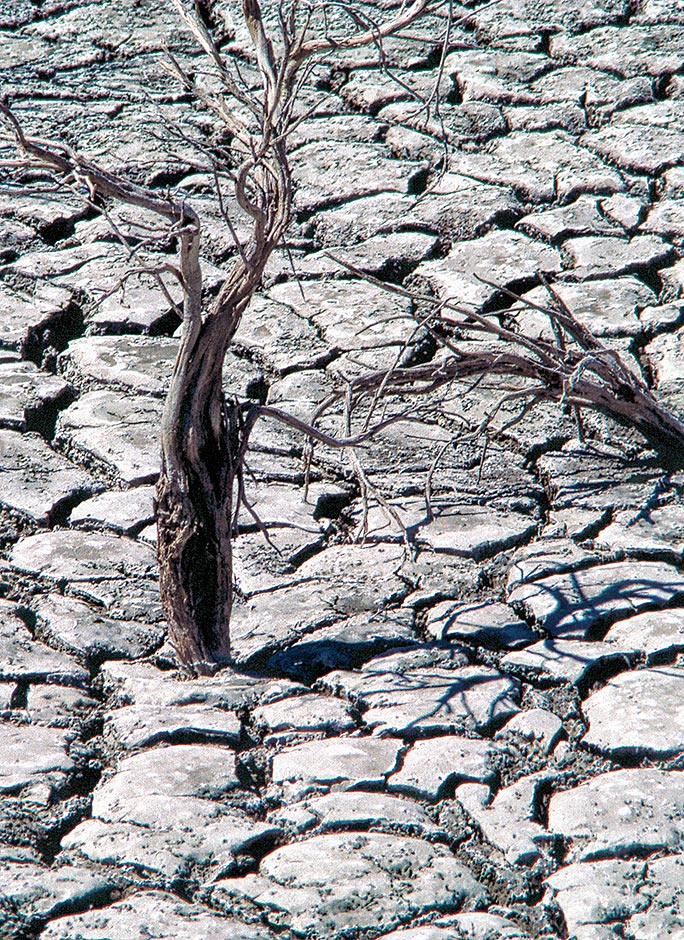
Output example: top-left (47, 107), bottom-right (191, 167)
top-left (307, 261), bottom-right (684, 475)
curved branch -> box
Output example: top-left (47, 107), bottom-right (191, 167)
top-left (294, 0), bottom-right (433, 60)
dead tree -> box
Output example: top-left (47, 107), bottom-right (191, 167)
top-left (5, 0), bottom-right (684, 675)
top-left (1, 0), bottom-right (445, 674)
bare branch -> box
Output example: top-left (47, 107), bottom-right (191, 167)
top-left (294, 0), bottom-right (434, 60)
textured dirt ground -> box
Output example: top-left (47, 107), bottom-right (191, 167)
top-left (1, 1), bottom-right (684, 937)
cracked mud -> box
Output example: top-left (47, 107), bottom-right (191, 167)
top-left (1, 1), bottom-right (684, 938)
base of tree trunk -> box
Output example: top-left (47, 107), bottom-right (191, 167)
top-left (156, 468), bottom-right (234, 676)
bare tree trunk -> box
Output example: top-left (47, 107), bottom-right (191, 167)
top-left (155, 318), bottom-right (239, 673)
top-left (155, 142), bottom-right (291, 673)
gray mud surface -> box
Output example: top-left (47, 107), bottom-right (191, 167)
top-left (1, 1), bottom-right (684, 937)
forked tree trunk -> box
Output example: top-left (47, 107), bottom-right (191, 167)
top-left (155, 144), bottom-right (291, 674)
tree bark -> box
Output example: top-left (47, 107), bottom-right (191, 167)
top-left (155, 318), bottom-right (239, 673)
top-left (155, 140), bottom-right (291, 674)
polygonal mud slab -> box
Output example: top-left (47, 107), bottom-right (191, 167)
top-left (60, 336), bottom-right (259, 399)
top-left (449, 130), bottom-right (623, 203)
top-left (390, 550), bottom-right (481, 609)
top-left (290, 141), bottom-right (424, 212)
top-left (531, 56), bottom-right (653, 107)
top-left (351, 499), bottom-right (538, 560)
top-left (309, 175), bottom-right (519, 247)
top-left (269, 790), bottom-right (442, 839)
top-left (517, 194), bottom-right (620, 243)
top-left (507, 561), bottom-right (684, 639)
top-left (56, 389), bottom-right (163, 484)
top-left (0, 281), bottom-right (75, 353)
top-left (501, 100), bottom-right (585, 135)
top-left (310, 192), bottom-right (412, 248)
top-left (595, 503), bottom-right (684, 558)
top-left (387, 736), bottom-right (498, 799)
top-left (0, 178), bottom-right (84, 228)
top-left (340, 65), bottom-right (450, 114)
top-left (603, 607), bottom-right (684, 661)
top-left (0, 861), bottom-right (116, 925)
top-left (64, 810), bottom-right (278, 881)
top-left (456, 776), bottom-right (551, 865)
top-left (0, 617), bottom-right (88, 687)
top-left (288, 113), bottom-right (383, 148)
top-left (547, 506), bottom-right (612, 540)
top-left (10, 242), bottom-right (121, 283)
top-left (267, 610), bottom-right (415, 683)
top-left (40, 889), bottom-right (276, 940)
top-left (581, 666), bottom-right (684, 757)
top-left (536, 445), bottom-right (663, 511)
top-left (547, 768), bottom-right (684, 861)
top-left (513, 276), bottom-right (655, 339)
top-left (252, 692), bottom-right (356, 741)
top-left (270, 736), bottom-right (402, 791)
top-left (100, 661), bottom-right (260, 712)
top-left (562, 234), bottom-right (672, 281)
top-left (0, 593), bottom-right (88, 685)
top-left (106, 702), bottom-right (242, 751)
top-left (10, 529), bottom-right (156, 581)
top-left (496, 708), bottom-right (563, 754)
top-left (551, 25), bottom-right (684, 78)
top-left (21, 0), bottom-right (181, 58)
top-left (602, 192), bottom-right (649, 231)
top-left (83, 275), bottom-right (189, 335)
top-left (234, 480), bottom-right (344, 536)
top-left (12, 243), bottom-right (185, 335)
top-left (646, 330), bottom-right (684, 394)
top-left (101, 666), bottom-right (244, 748)
top-left (323, 647), bottom-right (519, 737)
top-left (264, 367), bottom-right (335, 420)
top-left (0, 724), bottom-right (74, 793)
top-left (413, 229), bottom-right (561, 311)
top-left (69, 485), bottom-right (156, 534)
top-left (64, 741), bottom-right (272, 880)
top-left (302, 230), bottom-right (437, 280)
top-left (587, 122), bottom-right (684, 179)
top-left (378, 915), bottom-right (530, 939)
top-left (268, 278), bottom-right (412, 354)
top-left (24, 684), bottom-right (98, 730)
top-left (230, 543), bottom-right (409, 664)
top-left (0, 360), bottom-right (71, 431)
top-left (404, 172), bottom-right (522, 240)
top-left (32, 592), bottom-right (164, 664)
top-left (66, 576), bottom-right (162, 623)
top-left (424, 600), bottom-right (536, 650)
top-left (445, 48), bottom-right (548, 105)
top-left (60, 335), bottom-right (178, 395)
top-left (230, 528), bottom-right (328, 595)
top-left (94, 744), bottom-right (241, 803)
top-left (233, 295), bottom-right (331, 374)
top-left (543, 855), bottom-right (684, 940)
top-left (582, 100), bottom-right (684, 175)
top-left (501, 639), bottom-right (636, 686)
top-left (211, 832), bottom-right (486, 936)
top-left (0, 430), bottom-right (96, 524)
top-left (641, 198), bottom-right (684, 239)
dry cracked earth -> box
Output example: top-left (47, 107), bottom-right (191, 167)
top-left (1, 0), bottom-right (684, 937)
